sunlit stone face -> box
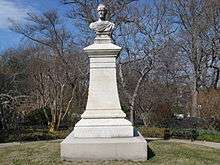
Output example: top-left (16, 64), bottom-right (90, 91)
top-left (98, 9), bottom-right (106, 21)
top-left (89, 4), bottom-right (115, 33)
top-left (97, 4), bottom-right (107, 21)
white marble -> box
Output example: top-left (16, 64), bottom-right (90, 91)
top-left (79, 36), bottom-right (127, 122)
top-left (72, 40), bottom-right (133, 138)
top-left (73, 118), bottom-right (133, 138)
top-left (89, 4), bottom-right (115, 34)
top-left (61, 131), bottom-right (148, 160)
top-left (81, 110), bottom-right (126, 118)
top-left (85, 66), bottom-right (121, 111)
top-left (75, 119), bottom-right (132, 126)
top-left (61, 4), bottom-right (147, 160)
top-left (61, 34), bottom-right (148, 159)
top-left (73, 126), bottom-right (133, 138)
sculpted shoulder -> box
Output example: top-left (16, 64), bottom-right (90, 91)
top-left (90, 20), bottom-right (115, 32)
top-left (89, 4), bottom-right (115, 34)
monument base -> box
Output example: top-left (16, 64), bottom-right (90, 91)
top-left (73, 118), bottom-right (133, 138)
top-left (61, 131), bottom-right (148, 161)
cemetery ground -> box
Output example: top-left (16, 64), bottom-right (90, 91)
top-left (0, 140), bottom-right (220, 165)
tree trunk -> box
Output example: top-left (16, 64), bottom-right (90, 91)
top-left (49, 123), bottom-right (55, 132)
top-left (56, 113), bottom-right (62, 131)
top-left (191, 88), bottom-right (198, 117)
top-left (213, 67), bottom-right (219, 89)
top-left (0, 108), bottom-right (5, 130)
top-left (49, 114), bottom-right (57, 132)
top-left (129, 105), bottom-right (134, 125)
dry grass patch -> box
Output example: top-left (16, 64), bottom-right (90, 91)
top-left (0, 140), bottom-right (219, 165)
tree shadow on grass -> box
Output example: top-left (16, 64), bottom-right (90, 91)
top-left (147, 145), bottom-right (155, 160)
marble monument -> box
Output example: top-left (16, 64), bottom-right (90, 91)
top-left (61, 4), bottom-right (148, 160)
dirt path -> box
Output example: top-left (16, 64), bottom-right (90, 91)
top-left (0, 142), bottom-right (20, 148)
top-left (0, 139), bottom-right (62, 148)
top-left (166, 139), bottom-right (220, 149)
top-left (0, 139), bottom-right (219, 150)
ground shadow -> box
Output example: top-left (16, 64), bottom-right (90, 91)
top-left (147, 145), bottom-right (155, 160)
top-left (133, 128), bottom-right (156, 160)
top-left (133, 128), bottom-right (139, 137)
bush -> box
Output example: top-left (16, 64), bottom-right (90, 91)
top-left (138, 127), bottom-right (220, 142)
top-left (21, 129), bottom-right (71, 142)
top-left (170, 128), bottom-right (198, 140)
top-left (138, 127), bottom-right (170, 139)
top-left (197, 134), bottom-right (220, 143)
top-left (25, 107), bottom-right (51, 127)
top-left (4, 128), bottom-right (55, 142)
top-left (169, 117), bottom-right (207, 129)
top-left (0, 128), bottom-right (72, 143)
top-left (16, 132), bottom-right (56, 141)
top-left (0, 130), bottom-right (9, 143)
top-left (50, 129), bottom-right (71, 139)
top-left (170, 128), bottom-right (220, 142)
top-left (197, 129), bottom-right (220, 142)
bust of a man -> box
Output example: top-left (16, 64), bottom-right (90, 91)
top-left (89, 4), bottom-right (115, 34)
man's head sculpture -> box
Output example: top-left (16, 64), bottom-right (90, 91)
top-left (89, 4), bottom-right (115, 35)
top-left (97, 4), bottom-right (107, 21)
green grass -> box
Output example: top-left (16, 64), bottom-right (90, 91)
top-left (197, 134), bottom-right (220, 143)
top-left (0, 140), bottom-right (219, 165)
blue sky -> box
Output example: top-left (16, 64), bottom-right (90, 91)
top-left (0, 0), bottom-right (151, 53)
top-left (0, 0), bottom-right (71, 52)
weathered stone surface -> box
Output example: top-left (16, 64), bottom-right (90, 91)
top-left (89, 4), bottom-right (115, 34)
top-left (72, 41), bottom-right (134, 138)
top-left (73, 119), bottom-right (133, 138)
top-left (61, 131), bottom-right (147, 160)
top-left (60, 4), bottom-right (147, 161)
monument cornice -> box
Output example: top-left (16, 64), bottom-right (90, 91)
top-left (84, 43), bottom-right (121, 58)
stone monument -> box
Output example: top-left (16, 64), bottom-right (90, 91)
top-left (61, 4), bottom-right (148, 160)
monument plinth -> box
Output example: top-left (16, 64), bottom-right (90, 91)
top-left (61, 4), bottom-right (147, 160)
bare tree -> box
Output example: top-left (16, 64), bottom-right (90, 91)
top-left (116, 1), bottom-right (175, 124)
top-left (10, 11), bottom-right (88, 131)
top-left (62, 0), bottom-right (176, 125)
top-left (0, 49), bottom-right (29, 130)
top-left (169, 0), bottom-right (220, 117)
top-left (1, 0), bottom-right (218, 130)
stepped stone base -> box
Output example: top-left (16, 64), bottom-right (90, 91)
top-left (73, 118), bottom-right (133, 138)
top-left (61, 131), bottom-right (148, 161)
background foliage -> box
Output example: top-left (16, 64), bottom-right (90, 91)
top-left (0, 0), bottom-right (219, 142)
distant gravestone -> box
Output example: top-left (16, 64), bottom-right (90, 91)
top-left (61, 4), bottom-right (148, 160)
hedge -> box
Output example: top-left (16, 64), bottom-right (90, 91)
top-left (138, 127), bottom-right (170, 139)
top-left (170, 128), bottom-right (220, 142)
top-left (0, 129), bottom-right (71, 143)
top-left (1, 127), bottom-right (220, 143)
top-left (170, 128), bottom-right (198, 140)
top-left (138, 127), bottom-right (220, 142)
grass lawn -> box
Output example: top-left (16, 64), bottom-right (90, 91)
top-left (0, 140), bottom-right (219, 165)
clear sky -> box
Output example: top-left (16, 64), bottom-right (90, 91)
top-left (0, 0), bottom-right (71, 52)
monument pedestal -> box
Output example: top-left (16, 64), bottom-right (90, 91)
top-left (61, 132), bottom-right (147, 160)
top-left (73, 119), bottom-right (133, 138)
top-left (60, 34), bottom-right (147, 160)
